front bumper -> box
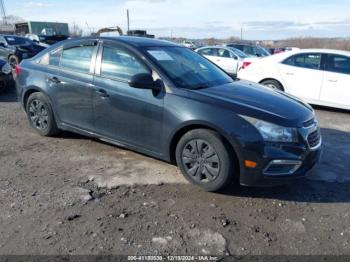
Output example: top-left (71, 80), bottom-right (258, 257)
top-left (239, 146), bottom-right (322, 187)
top-left (238, 120), bottom-right (322, 187)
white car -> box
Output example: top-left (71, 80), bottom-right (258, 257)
top-left (182, 40), bottom-right (197, 49)
top-left (196, 46), bottom-right (255, 75)
top-left (238, 49), bottom-right (350, 110)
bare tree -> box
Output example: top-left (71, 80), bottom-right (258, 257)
top-left (69, 22), bottom-right (83, 37)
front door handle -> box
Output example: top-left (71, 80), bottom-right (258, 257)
top-left (96, 89), bottom-right (109, 98)
top-left (286, 72), bottom-right (294, 76)
top-left (328, 79), bottom-right (338, 83)
top-left (48, 76), bottom-right (61, 84)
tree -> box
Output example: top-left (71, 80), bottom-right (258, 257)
top-left (69, 22), bottom-right (83, 37)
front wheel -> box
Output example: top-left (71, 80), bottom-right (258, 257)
top-left (176, 129), bottom-right (235, 192)
top-left (26, 92), bottom-right (60, 136)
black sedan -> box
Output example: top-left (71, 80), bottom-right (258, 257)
top-left (15, 37), bottom-right (322, 191)
top-left (0, 35), bottom-right (46, 67)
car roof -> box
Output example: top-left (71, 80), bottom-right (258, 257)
top-left (294, 48), bottom-right (350, 56)
top-left (227, 42), bottom-right (258, 46)
top-left (96, 36), bottom-right (180, 47)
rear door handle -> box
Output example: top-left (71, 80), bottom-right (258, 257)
top-left (48, 76), bottom-right (61, 84)
top-left (328, 79), bottom-right (338, 83)
top-left (286, 72), bottom-right (294, 76)
top-left (96, 89), bottom-right (109, 98)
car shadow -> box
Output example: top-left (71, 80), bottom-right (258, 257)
top-left (221, 127), bottom-right (350, 203)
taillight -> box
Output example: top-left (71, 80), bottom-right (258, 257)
top-left (15, 65), bottom-right (22, 75)
top-left (242, 61), bottom-right (252, 69)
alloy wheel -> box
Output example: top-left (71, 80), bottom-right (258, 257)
top-left (29, 99), bottom-right (49, 131)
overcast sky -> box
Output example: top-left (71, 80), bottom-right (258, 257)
top-left (5, 0), bottom-right (350, 39)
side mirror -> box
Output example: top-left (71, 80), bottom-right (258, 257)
top-left (129, 73), bottom-right (155, 90)
top-left (0, 43), bottom-right (6, 48)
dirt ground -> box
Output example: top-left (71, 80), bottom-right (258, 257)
top-left (0, 86), bottom-right (350, 256)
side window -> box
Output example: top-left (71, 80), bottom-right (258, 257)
top-left (101, 46), bottom-right (149, 81)
top-left (326, 54), bottom-right (350, 75)
top-left (217, 49), bottom-right (231, 58)
top-left (283, 53), bottom-right (321, 70)
top-left (283, 55), bottom-right (295, 66)
top-left (49, 48), bottom-right (62, 67)
top-left (198, 48), bottom-right (215, 56)
top-left (61, 45), bottom-right (95, 73)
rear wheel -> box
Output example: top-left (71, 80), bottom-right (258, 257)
top-left (261, 79), bottom-right (284, 91)
top-left (8, 55), bottom-right (19, 69)
top-left (176, 129), bottom-right (235, 192)
top-left (26, 92), bottom-right (60, 136)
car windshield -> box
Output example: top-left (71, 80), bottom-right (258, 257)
top-left (258, 46), bottom-right (271, 57)
top-left (227, 47), bottom-right (248, 58)
top-left (5, 36), bottom-right (33, 46)
top-left (143, 46), bottom-right (233, 89)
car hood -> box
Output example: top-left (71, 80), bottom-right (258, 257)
top-left (189, 80), bottom-right (314, 127)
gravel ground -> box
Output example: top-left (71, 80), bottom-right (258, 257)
top-left (0, 86), bottom-right (350, 256)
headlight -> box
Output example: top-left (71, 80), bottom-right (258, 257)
top-left (242, 116), bottom-right (298, 143)
top-left (1, 63), bottom-right (11, 74)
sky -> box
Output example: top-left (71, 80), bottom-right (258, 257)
top-left (5, 0), bottom-right (350, 40)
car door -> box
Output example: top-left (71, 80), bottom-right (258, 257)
top-left (277, 53), bottom-right (323, 101)
top-left (320, 53), bottom-right (350, 108)
top-left (92, 41), bottom-right (164, 153)
top-left (49, 39), bottom-right (98, 131)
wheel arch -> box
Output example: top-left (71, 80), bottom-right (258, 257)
top-left (259, 78), bottom-right (285, 91)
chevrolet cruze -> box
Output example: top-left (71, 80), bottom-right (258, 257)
top-left (15, 37), bottom-right (322, 191)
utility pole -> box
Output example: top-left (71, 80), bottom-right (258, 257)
top-left (127, 9), bottom-right (130, 33)
top-left (240, 24), bottom-right (243, 40)
top-left (0, 0), bottom-right (7, 24)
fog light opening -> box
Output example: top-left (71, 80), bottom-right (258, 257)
top-left (263, 160), bottom-right (302, 176)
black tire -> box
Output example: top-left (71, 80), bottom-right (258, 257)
top-left (175, 129), bottom-right (235, 192)
top-left (8, 55), bottom-right (19, 69)
top-left (26, 92), bottom-right (60, 136)
top-left (261, 79), bottom-right (284, 91)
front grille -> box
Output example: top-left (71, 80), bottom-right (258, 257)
top-left (307, 129), bottom-right (321, 148)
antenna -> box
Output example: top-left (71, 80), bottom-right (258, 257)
top-left (0, 0), bottom-right (7, 24)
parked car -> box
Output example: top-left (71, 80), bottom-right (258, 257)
top-left (0, 58), bottom-right (12, 92)
top-left (15, 37), bottom-right (321, 191)
top-left (182, 40), bottom-right (197, 49)
top-left (26, 34), bottom-right (69, 47)
top-left (0, 35), bottom-right (46, 67)
top-left (271, 47), bottom-right (301, 55)
top-left (226, 42), bottom-right (271, 57)
top-left (195, 46), bottom-right (255, 75)
top-left (238, 49), bottom-right (350, 110)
